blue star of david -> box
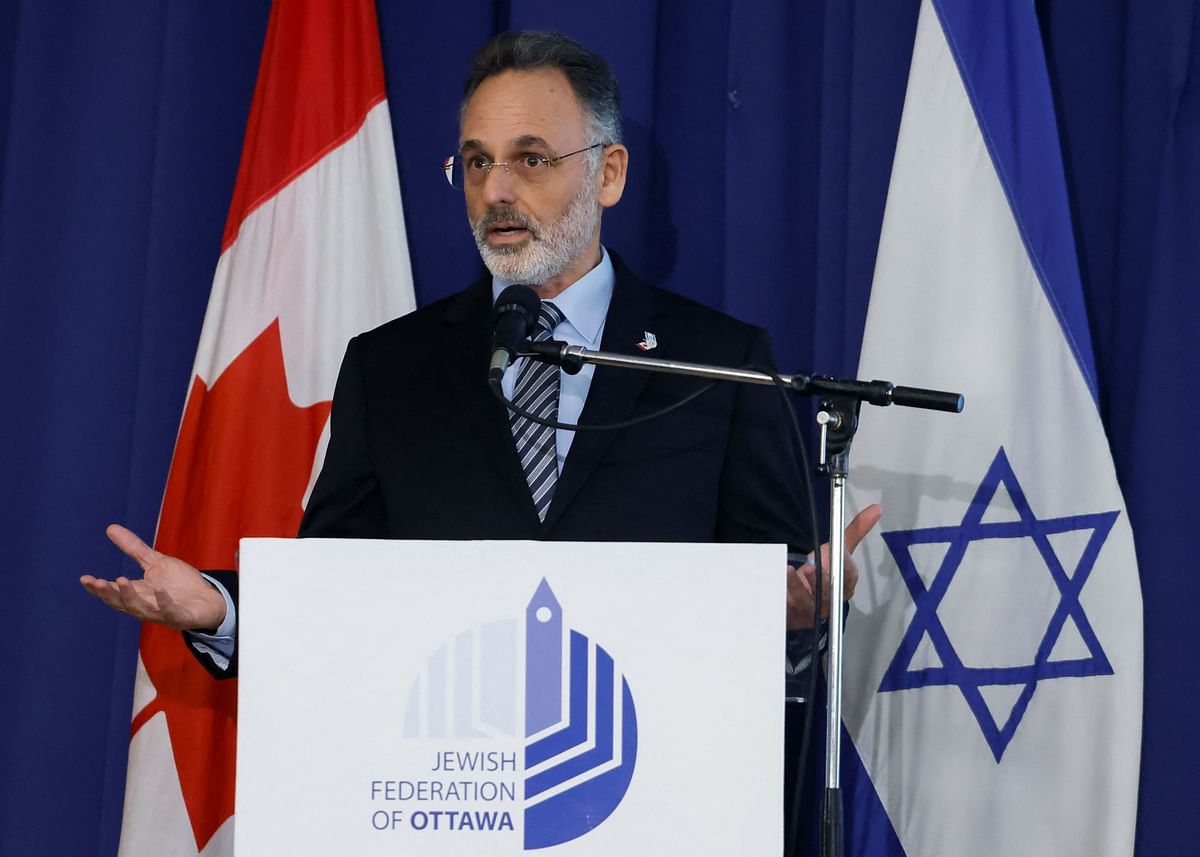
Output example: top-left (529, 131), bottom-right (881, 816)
top-left (877, 447), bottom-right (1119, 762)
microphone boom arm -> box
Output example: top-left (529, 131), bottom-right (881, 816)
top-left (523, 340), bottom-right (964, 412)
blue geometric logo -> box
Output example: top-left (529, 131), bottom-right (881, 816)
top-left (402, 579), bottom-right (637, 849)
top-left (523, 579), bottom-right (637, 848)
top-left (877, 447), bottom-right (1118, 761)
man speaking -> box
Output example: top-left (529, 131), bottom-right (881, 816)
top-left (80, 31), bottom-right (879, 824)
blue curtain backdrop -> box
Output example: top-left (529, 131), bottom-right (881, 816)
top-left (0, 1), bottom-right (1195, 854)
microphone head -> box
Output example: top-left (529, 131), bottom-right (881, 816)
top-left (490, 285), bottom-right (542, 387)
top-left (492, 284), bottom-right (541, 334)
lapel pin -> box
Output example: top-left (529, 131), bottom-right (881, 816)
top-left (636, 331), bottom-right (658, 351)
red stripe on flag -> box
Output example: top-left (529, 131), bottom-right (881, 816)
top-left (141, 320), bottom-right (331, 847)
top-left (221, 0), bottom-right (388, 251)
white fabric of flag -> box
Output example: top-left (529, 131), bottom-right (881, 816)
top-left (843, 1), bottom-right (1143, 855)
top-left (117, 2), bottom-right (415, 854)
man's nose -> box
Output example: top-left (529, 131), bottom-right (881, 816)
top-left (480, 164), bottom-right (519, 206)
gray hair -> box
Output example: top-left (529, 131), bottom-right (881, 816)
top-left (460, 30), bottom-right (624, 162)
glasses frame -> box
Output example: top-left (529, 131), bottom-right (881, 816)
top-left (442, 142), bottom-right (607, 189)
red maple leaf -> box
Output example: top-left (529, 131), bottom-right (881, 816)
top-left (130, 319), bottom-right (331, 849)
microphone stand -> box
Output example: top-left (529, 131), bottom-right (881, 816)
top-left (813, 394), bottom-right (859, 857)
top-left (522, 341), bottom-right (963, 857)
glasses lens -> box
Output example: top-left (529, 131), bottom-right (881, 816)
top-left (443, 155), bottom-right (463, 190)
top-left (512, 154), bottom-right (547, 183)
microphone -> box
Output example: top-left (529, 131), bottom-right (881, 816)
top-left (489, 285), bottom-right (540, 386)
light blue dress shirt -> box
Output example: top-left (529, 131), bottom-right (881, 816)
top-left (189, 248), bottom-right (617, 667)
top-left (493, 246), bottom-right (614, 473)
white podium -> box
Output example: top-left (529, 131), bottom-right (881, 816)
top-left (235, 538), bottom-right (786, 856)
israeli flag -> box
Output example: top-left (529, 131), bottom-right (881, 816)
top-left (843, 2), bottom-right (1143, 855)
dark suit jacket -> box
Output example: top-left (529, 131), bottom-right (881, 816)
top-left (200, 256), bottom-right (811, 676)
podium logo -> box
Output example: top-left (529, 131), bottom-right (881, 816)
top-left (402, 578), bottom-right (638, 850)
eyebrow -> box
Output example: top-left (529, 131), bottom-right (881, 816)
top-left (512, 134), bottom-right (552, 150)
top-left (458, 135), bottom-right (556, 156)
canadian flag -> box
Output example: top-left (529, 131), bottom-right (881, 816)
top-left (117, 1), bottom-right (415, 853)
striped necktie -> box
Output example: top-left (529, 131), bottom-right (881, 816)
top-left (509, 301), bottom-right (565, 521)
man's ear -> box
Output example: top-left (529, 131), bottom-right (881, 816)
top-left (598, 144), bottom-right (628, 208)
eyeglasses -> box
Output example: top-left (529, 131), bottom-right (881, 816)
top-left (442, 142), bottom-right (606, 190)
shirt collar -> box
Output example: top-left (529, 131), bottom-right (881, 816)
top-left (491, 246), bottom-right (614, 346)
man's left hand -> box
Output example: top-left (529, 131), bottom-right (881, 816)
top-left (786, 504), bottom-right (882, 629)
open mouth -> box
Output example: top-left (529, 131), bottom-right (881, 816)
top-left (487, 223), bottom-right (532, 242)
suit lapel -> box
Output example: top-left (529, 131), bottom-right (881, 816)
top-left (439, 275), bottom-right (544, 530)
top-left (543, 262), bottom-right (666, 529)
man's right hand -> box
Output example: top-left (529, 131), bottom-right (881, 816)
top-left (79, 524), bottom-right (227, 631)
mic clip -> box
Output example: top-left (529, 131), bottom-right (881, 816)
top-left (520, 339), bottom-right (585, 375)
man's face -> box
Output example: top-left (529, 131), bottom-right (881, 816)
top-left (459, 68), bottom-right (603, 286)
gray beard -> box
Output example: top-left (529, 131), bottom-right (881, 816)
top-left (471, 178), bottom-right (601, 285)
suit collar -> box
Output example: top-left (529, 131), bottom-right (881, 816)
top-left (542, 255), bottom-right (669, 529)
top-left (439, 270), bottom-right (545, 531)
top-left (441, 269), bottom-right (493, 326)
